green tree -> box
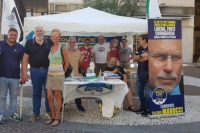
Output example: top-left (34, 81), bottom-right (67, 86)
top-left (83, 0), bottom-right (145, 16)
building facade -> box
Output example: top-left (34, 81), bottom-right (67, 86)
top-left (48, 0), bottom-right (83, 14)
top-left (157, 0), bottom-right (195, 63)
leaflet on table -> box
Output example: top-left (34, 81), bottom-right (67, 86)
top-left (65, 77), bottom-right (86, 81)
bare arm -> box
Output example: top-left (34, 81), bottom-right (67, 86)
top-left (21, 54), bottom-right (29, 83)
top-left (133, 52), bottom-right (148, 62)
top-left (79, 52), bottom-right (83, 67)
top-left (79, 60), bottom-right (83, 67)
top-left (132, 54), bottom-right (141, 62)
top-left (107, 52), bottom-right (110, 66)
top-left (62, 47), bottom-right (69, 72)
top-left (92, 53), bottom-right (96, 64)
top-left (123, 74), bottom-right (127, 83)
top-left (139, 52), bottom-right (149, 62)
top-left (127, 52), bottom-right (134, 62)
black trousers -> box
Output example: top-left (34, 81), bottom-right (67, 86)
top-left (75, 98), bottom-right (81, 105)
top-left (61, 98), bottom-right (81, 112)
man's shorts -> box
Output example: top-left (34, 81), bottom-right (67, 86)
top-left (46, 75), bottom-right (64, 91)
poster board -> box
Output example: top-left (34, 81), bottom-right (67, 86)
top-left (148, 19), bottom-right (185, 118)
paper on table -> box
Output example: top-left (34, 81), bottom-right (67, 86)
top-left (86, 73), bottom-right (96, 77)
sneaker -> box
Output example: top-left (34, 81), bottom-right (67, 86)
top-left (141, 110), bottom-right (149, 117)
top-left (134, 108), bottom-right (146, 114)
top-left (28, 114), bottom-right (40, 123)
top-left (10, 113), bottom-right (22, 121)
top-left (0, 115), bottom-right (5, 124)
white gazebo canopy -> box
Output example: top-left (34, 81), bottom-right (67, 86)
top-left (24, 7), bottom-right (147, 37)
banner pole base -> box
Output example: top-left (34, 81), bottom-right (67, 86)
top-left (149, 113), bottom-right (185, 119)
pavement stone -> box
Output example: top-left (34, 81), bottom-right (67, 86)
top-left (0, 120), bottom-right (101, 133)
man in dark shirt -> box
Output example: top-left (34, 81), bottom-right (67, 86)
top-left (21, 26), bottom-right (53, 123)
top-left (132, 34), bottom-right (149, 117)
top-left (105, 57), bottom-right (136, 112)
top-left (0, 28), bottom-right (23, 124)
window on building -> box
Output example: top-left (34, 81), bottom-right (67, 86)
top-left (55, 5), bottom-right (67, 12)
top-left (50, 4), bottom-right (54, 12)
top-left (69, 4), bottom-right (79, 11)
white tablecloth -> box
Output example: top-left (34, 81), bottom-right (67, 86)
top-left (63, 80), bottom-right (128, 109)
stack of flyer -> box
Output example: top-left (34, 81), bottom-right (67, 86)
top-left (85, 73), bottom-right (102, 81)
top-left (106, 74), bottom-right (121, 81)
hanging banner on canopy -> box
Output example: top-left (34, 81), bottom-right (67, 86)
top-left (25, 30), bottom-right (122, 48)
top-left (148, 19), bottom-right (185, 118)
top-left (44, 36), bottom-right (123, 48)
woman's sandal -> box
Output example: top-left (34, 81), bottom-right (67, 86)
top-left (128, 106), bottom-right (137, 112)
top-left (51, 119), bottom-right (60, 126)
top-left (45, 119), bottom-right (54, 124)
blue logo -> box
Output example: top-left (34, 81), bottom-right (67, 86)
top-left (152, 87), bottom-right (167, 105)
top-left (76, 83), bottom-right (114, 96)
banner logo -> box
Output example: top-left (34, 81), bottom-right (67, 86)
top-left (152, 87), bottom-right (167, 105)
top-left (76, 83), bottom-right (114, 96)
top-left (6, 9), bottom-right (18, 27)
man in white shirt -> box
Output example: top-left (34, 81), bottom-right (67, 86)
top-left (92, 36), bottom-right (110, 76)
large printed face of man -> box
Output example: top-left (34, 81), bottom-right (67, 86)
top-left (148, 39), bottom-right (182, 94)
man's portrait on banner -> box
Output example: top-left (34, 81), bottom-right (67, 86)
top-left (148, 39), bottom-right (183, 95)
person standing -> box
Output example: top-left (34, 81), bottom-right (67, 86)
top-left (0, 28), bottom-right (24, 124)
top-left (119, 38), bottom-right (133, 86)
top-left (67, 37), bottom-right (85, 111)
top-left (109, 38), bottom-right (120, 60)
top-left (21, 26), bottom-right (53, 122)
top-left (92, 36), bottom-right (110, 76)
top-left (132, 34), bottom-right (149, 117)
top-left (45, 29), bottom-right (69, 126)
top-left (79, 39), bottom-right (92, 73)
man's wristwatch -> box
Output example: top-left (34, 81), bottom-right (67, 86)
top-left (139, 54), bottom-right (142, 59)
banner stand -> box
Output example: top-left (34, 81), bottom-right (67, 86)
top-left (148, 18), bottom-right (185, 118)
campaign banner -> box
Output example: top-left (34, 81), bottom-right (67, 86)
top-left (44, 36), bottom-right (122, 48)
top-left (148, 19), bottom-right (185, 118)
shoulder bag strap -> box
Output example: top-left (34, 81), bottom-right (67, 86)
top-left (83, 48), bottom-right (89, 59)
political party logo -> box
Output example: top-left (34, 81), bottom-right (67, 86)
top-left (152, 87), bottom-right (167, 105)
top-left (6, 9), bottom-right (18, 28)
top-left (76, 83), bottom-right (114, 96)
top-left (97, 47), bottom-right (105, 52)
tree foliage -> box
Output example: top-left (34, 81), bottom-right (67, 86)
top-left (83, 0), bottom-right (145, 16)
